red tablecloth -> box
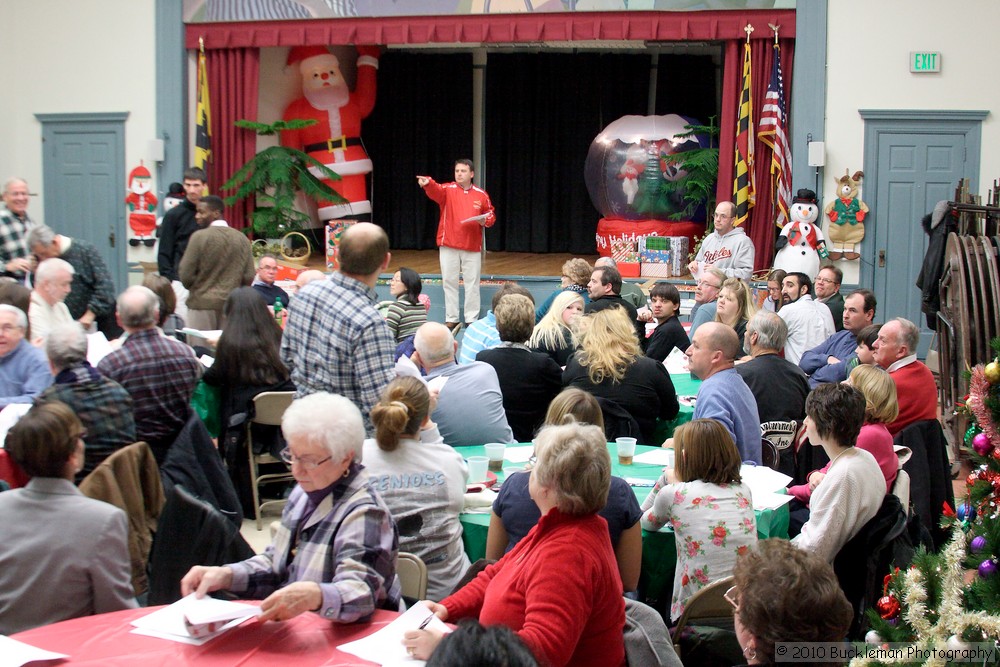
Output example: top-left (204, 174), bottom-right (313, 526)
top-left (13, 606), bottom-right (401, 666)
top-left (0, 448), bottom-right (29, 488)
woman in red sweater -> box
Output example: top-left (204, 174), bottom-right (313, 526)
top-left (402, 420), bottom-right (626, 667)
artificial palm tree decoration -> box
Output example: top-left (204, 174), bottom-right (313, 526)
top-left (222, 118), bottom-right (347, 238)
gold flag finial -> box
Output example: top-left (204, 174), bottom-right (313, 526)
top-left (768, 23), bottom-right (780, 44)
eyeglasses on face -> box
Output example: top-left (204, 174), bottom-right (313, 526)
top-left (698, 280), bottom-right (722, 289)
top-left (724, 585), bottom-right (739, 610)
top-left (279, 447), bottom-right (333, 470)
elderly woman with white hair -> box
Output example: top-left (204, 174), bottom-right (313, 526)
top-left (29, 257), bottom-right (76, 346)
top-left (403, 420), bottom-right (626, 667)
top-left (181, 392), bottom-right (401, 622)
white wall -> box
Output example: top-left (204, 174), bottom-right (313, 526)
top-left (823, 0), bottom-right (998, 283)
top-left (0, 0), bottom-right (158, 225)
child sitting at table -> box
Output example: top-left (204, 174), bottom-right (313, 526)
top-left (640, 418), bottom-right (757, 623)
top-left (486, 388), bottom-right (642, 592)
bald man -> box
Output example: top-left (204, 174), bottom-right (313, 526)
top-left (0, 178), bottom-right (35, 278)
top-left (687, 322), bottom-right (761, 463)
top-left (280, 222), bottom-right (395, 432)
top-left (413, 322), bottom-right (513, 447)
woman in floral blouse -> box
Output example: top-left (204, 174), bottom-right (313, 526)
top-left (640, 418), bottom-right (757, 622)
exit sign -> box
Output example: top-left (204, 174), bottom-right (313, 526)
top-left (910, 52), bottom-right (941, 73)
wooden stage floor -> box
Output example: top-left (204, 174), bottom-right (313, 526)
top-left (307, 249), bottom-right (602, 279)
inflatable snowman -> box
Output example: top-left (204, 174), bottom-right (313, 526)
top-left (773, 188), bottom-right (829, 280)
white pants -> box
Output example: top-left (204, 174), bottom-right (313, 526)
top-left (439, 246), bottom-right (482, 324)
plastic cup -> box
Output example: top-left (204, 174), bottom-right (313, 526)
top-left (616, 437), bottom-right (637, 466)
top-left (467, 456), bottom-right (489, 483)
top-left (484, 443), bottom-right (506, 472)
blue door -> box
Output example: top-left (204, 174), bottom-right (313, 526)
top-left (862, 112), bottom-right (984, 357)
top-left (38, 113), bottom-right (128, 295)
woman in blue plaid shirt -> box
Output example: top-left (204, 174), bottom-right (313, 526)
top-left (181, 392), bottom-right (401, 622)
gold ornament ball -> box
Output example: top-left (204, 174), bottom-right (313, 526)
top-left (986, 361), bottom-right (1000, 384)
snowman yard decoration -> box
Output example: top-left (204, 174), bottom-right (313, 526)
top-left (773, 188), bottom-right (829, 280)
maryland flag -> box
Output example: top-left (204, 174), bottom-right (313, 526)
top-left (733, 41), bottom-right (755, 227)
top-left (194, 45), bottom-right (212, 169)
top-left (758, 42), bottom-right (791, 229)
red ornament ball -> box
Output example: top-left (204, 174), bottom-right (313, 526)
top-left (877, 595), bottom-right (901, 619)
top-left (968, 473), bottom-right (981, 488)
top-left (993, 448), bottom-right (1000, 462)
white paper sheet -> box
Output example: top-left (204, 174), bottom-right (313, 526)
top-left (86, 331), bottom-right (114, 367)
top-left (632, 449), bottom-right (674, 466)
top-left (129, 594), bottom-right (257, 645)
top-left (502, 446), bottom-right (534, 463)
top-left (394, 354), bottom-right (422, 379)
top-left (663, 347), bottom-right (690, 375)
top-left (740, 465), bottom-right (793, 507)
top-left (426, 375), bottom-right (448, 393)
top-left (0, 403), bottom-right (31, 448)
top-left (338, 601), bottom-right (451, 666)
top-left (752, 491), bottom-right (796, 510)
top-left (0, 635), bottom-right (69, 667)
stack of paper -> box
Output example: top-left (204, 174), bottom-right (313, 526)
top-left (130, 594), bottom-right (261, 645)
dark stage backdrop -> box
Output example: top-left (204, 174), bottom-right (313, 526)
top-left (367, 51), bottom-right (717, 255)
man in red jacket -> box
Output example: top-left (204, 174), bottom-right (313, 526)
top-left (417, 160), bottom-right (496, 334)
top-left (873, 317), bottom-right (938, 435)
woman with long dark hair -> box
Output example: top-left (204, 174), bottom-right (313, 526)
top-left (203, 287), bottom-right (293, 512)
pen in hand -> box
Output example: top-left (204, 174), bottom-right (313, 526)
top-left (418, 614), bottom-right (434, 630)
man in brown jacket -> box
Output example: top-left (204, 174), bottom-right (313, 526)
top-left (179, 195), bottom-right (254, 329)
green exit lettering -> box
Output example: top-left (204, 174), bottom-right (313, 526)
top-left (910, 51), bottom-right (941, 73)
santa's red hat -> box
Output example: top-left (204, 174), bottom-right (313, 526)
top-left (286, 46), bottom-right (336, 68)
top-left (128, 162), bottom-right (151, 182)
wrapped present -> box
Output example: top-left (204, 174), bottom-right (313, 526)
top-left (669, 236), bottom-right (689, 277)
top-left (641, 262), bottom-right (672, 278)
top-left (639, 248), bottom-right (671, 264)
top-left (326, 220), bottom-right (355, 269)
top-left (643, 235), bottom-right (669, 251)
top-left (618, 262), bottom-right (640, 278)
top-left (610, 239), bottom-right (637, 264)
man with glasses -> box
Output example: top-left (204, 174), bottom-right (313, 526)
top-left (687, 201), bottom-right (755, 281)
top-left (251, 254), bottom-right (290, 308)
top-left (0, 304), bottom-right (51, 409)
top-left (813, 266), bottom-right (844, 332)
top-left (688, 268), bottom-right (727, 338)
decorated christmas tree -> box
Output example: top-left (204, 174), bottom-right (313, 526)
top-left (855, 340), bottom-right (1000, 666)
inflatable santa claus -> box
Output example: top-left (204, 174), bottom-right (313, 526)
top-left (280, 45), bottom-right (380, 223)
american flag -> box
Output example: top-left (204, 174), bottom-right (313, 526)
top-left (758, 42), bottom-right (791, 229)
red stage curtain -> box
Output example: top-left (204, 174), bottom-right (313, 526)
top-left (205, 47), bottom-right (259, 231)
top-left (184, 10), bottom-right (795, 49)
top-left (716, 37), bottom-right (794, 275)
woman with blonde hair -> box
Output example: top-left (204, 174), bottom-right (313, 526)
top-left (528, 290), bottom-right (583, 366)
top-left (362, 376), bottom-right (470, 601)
top-left (714, 277), bottom-right (757, 348)
top-left (404, 421), bottom-right (626, 666)
top-left (534, 258), bottom-right (592, 323)
top-left (788, 367), bottom-right (899, 513)
top-left (641, 419), bottom-right (757, 622)
top-left (563, 308), bottom-right (678, 444)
